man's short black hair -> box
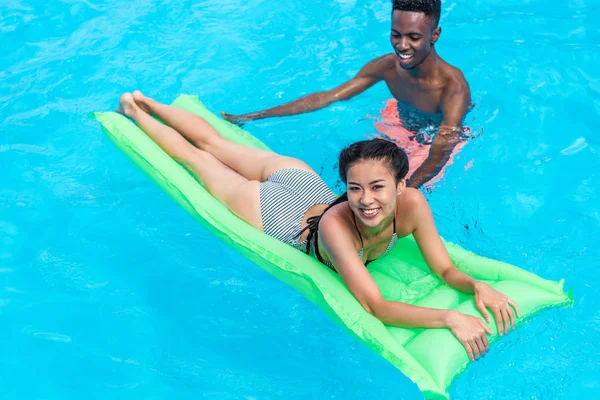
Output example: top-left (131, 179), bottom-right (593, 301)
top-left (392, 0), bottom-right (441, 27)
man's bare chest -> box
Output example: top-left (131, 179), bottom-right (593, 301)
top-left (384, 78), bottom-right (445, 115)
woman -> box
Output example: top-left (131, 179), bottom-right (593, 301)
top-left (117, 91), bottom-right (519, 361)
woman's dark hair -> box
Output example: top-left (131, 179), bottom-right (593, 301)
top-left (338, 138), bottom-right (409, 184)
top-left (300, 139), bottom-right (409, 264)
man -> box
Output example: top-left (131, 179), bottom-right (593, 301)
top-left (221, 0), bottom-right (471, 188)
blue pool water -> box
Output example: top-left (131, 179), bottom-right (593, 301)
top-left (1, 0), bottom-right (599, 398)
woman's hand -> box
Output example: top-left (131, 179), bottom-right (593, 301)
top-left (446, 310), bottom-right (493, 361)
top-left (473, 282), bottom-right (521, 336)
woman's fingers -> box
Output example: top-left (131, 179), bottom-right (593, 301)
top-left (462, 340), bottom-right (475, 361)
top-left (481, 331), bottom-right (489, 351)
top-left (479, 320), bottom-right (492, 345)
top-left (500, 308), bottom-right (511, 334)
top-left (493, 309), bottom-right (504, 335)
top-left (481, 318), bottom-right (493, 335)
top-left (509, 298), bottom-right (521, 318)
top-left (469, 339), bottom-right (482, 360)
top-left (506, 304), bottom-right (516, 330)
top-left (474, 337), bottom-right (486, 357)
top-left (475, 300), bottom-right (492, 323)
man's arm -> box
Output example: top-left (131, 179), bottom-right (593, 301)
top-left (407, 79), bottom-right (471, 188)
top-left (220, 55), bottom-right (390, 123)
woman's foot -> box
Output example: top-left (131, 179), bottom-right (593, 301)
top-left (117, 93), bottom-right (140, 118)
top-left (132, 90), bottom-right (152, 113)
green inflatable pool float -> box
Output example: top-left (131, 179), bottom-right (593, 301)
top-left (94, 95), bottom-right (573, 399)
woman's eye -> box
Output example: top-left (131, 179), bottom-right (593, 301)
top-left (373, 185), bottom-right (384, 190)
top-left (349, 187), bottom-right (360, 192)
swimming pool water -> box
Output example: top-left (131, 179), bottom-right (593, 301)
top-left (1, 0), bottom-right (599, 398)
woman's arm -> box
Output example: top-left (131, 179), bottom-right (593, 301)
top-left (408, 189), bottom-right (521, 336)
top-left (319, 211), bottom-right (492, 360)
top-left (319, 211), bottom-right (447, 324)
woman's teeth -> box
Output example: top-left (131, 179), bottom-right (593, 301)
top-left (361, 208), bottom-right (380, 217)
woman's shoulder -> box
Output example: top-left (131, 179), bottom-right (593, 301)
top-left (397, 187), bottom-right (428, 208)
top-left (317, 202), bottom-right (360, 252)
top-left (396, 188), bottom-right (431, 228)
top-left (320, 201), bottom-right (352, 228)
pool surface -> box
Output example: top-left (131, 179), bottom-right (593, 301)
top-left (1, 0), bottom-right (599, 398)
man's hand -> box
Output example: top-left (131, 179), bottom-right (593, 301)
top-left (220, 111), bottom-right (261, 126)
top-left (407, 127), bottom-right (461, 188)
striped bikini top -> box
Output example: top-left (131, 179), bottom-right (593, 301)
top-left (312, 214), bottom-right (398, 272)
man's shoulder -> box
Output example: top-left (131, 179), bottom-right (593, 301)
top-left (439, 59), bottom-right (470, 94)
top-left (355, 53), bottom-right (397, 79)
top-left (370, 52), bottom-right (397, 64)
top-left (437, 59), bottom-right (472, 116)
top-left (362, 53), bottom-right (397, 72)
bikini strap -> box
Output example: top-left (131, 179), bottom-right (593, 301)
top-left (352, 212), bottom-right (364, 249)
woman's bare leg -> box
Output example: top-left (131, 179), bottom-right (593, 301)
top-left (132, 90), bottom-right (314, 182)
top-left (118, 93), bottom-right (262, 230)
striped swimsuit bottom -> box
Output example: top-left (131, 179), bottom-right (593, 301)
top-left (259, 168), bottom-right (337, 249)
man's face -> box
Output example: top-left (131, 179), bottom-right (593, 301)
top-left (390, 10), bottom-right (440, 70)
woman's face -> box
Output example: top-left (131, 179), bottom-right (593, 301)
top-left (346, 159), bottom-right (404, 229)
